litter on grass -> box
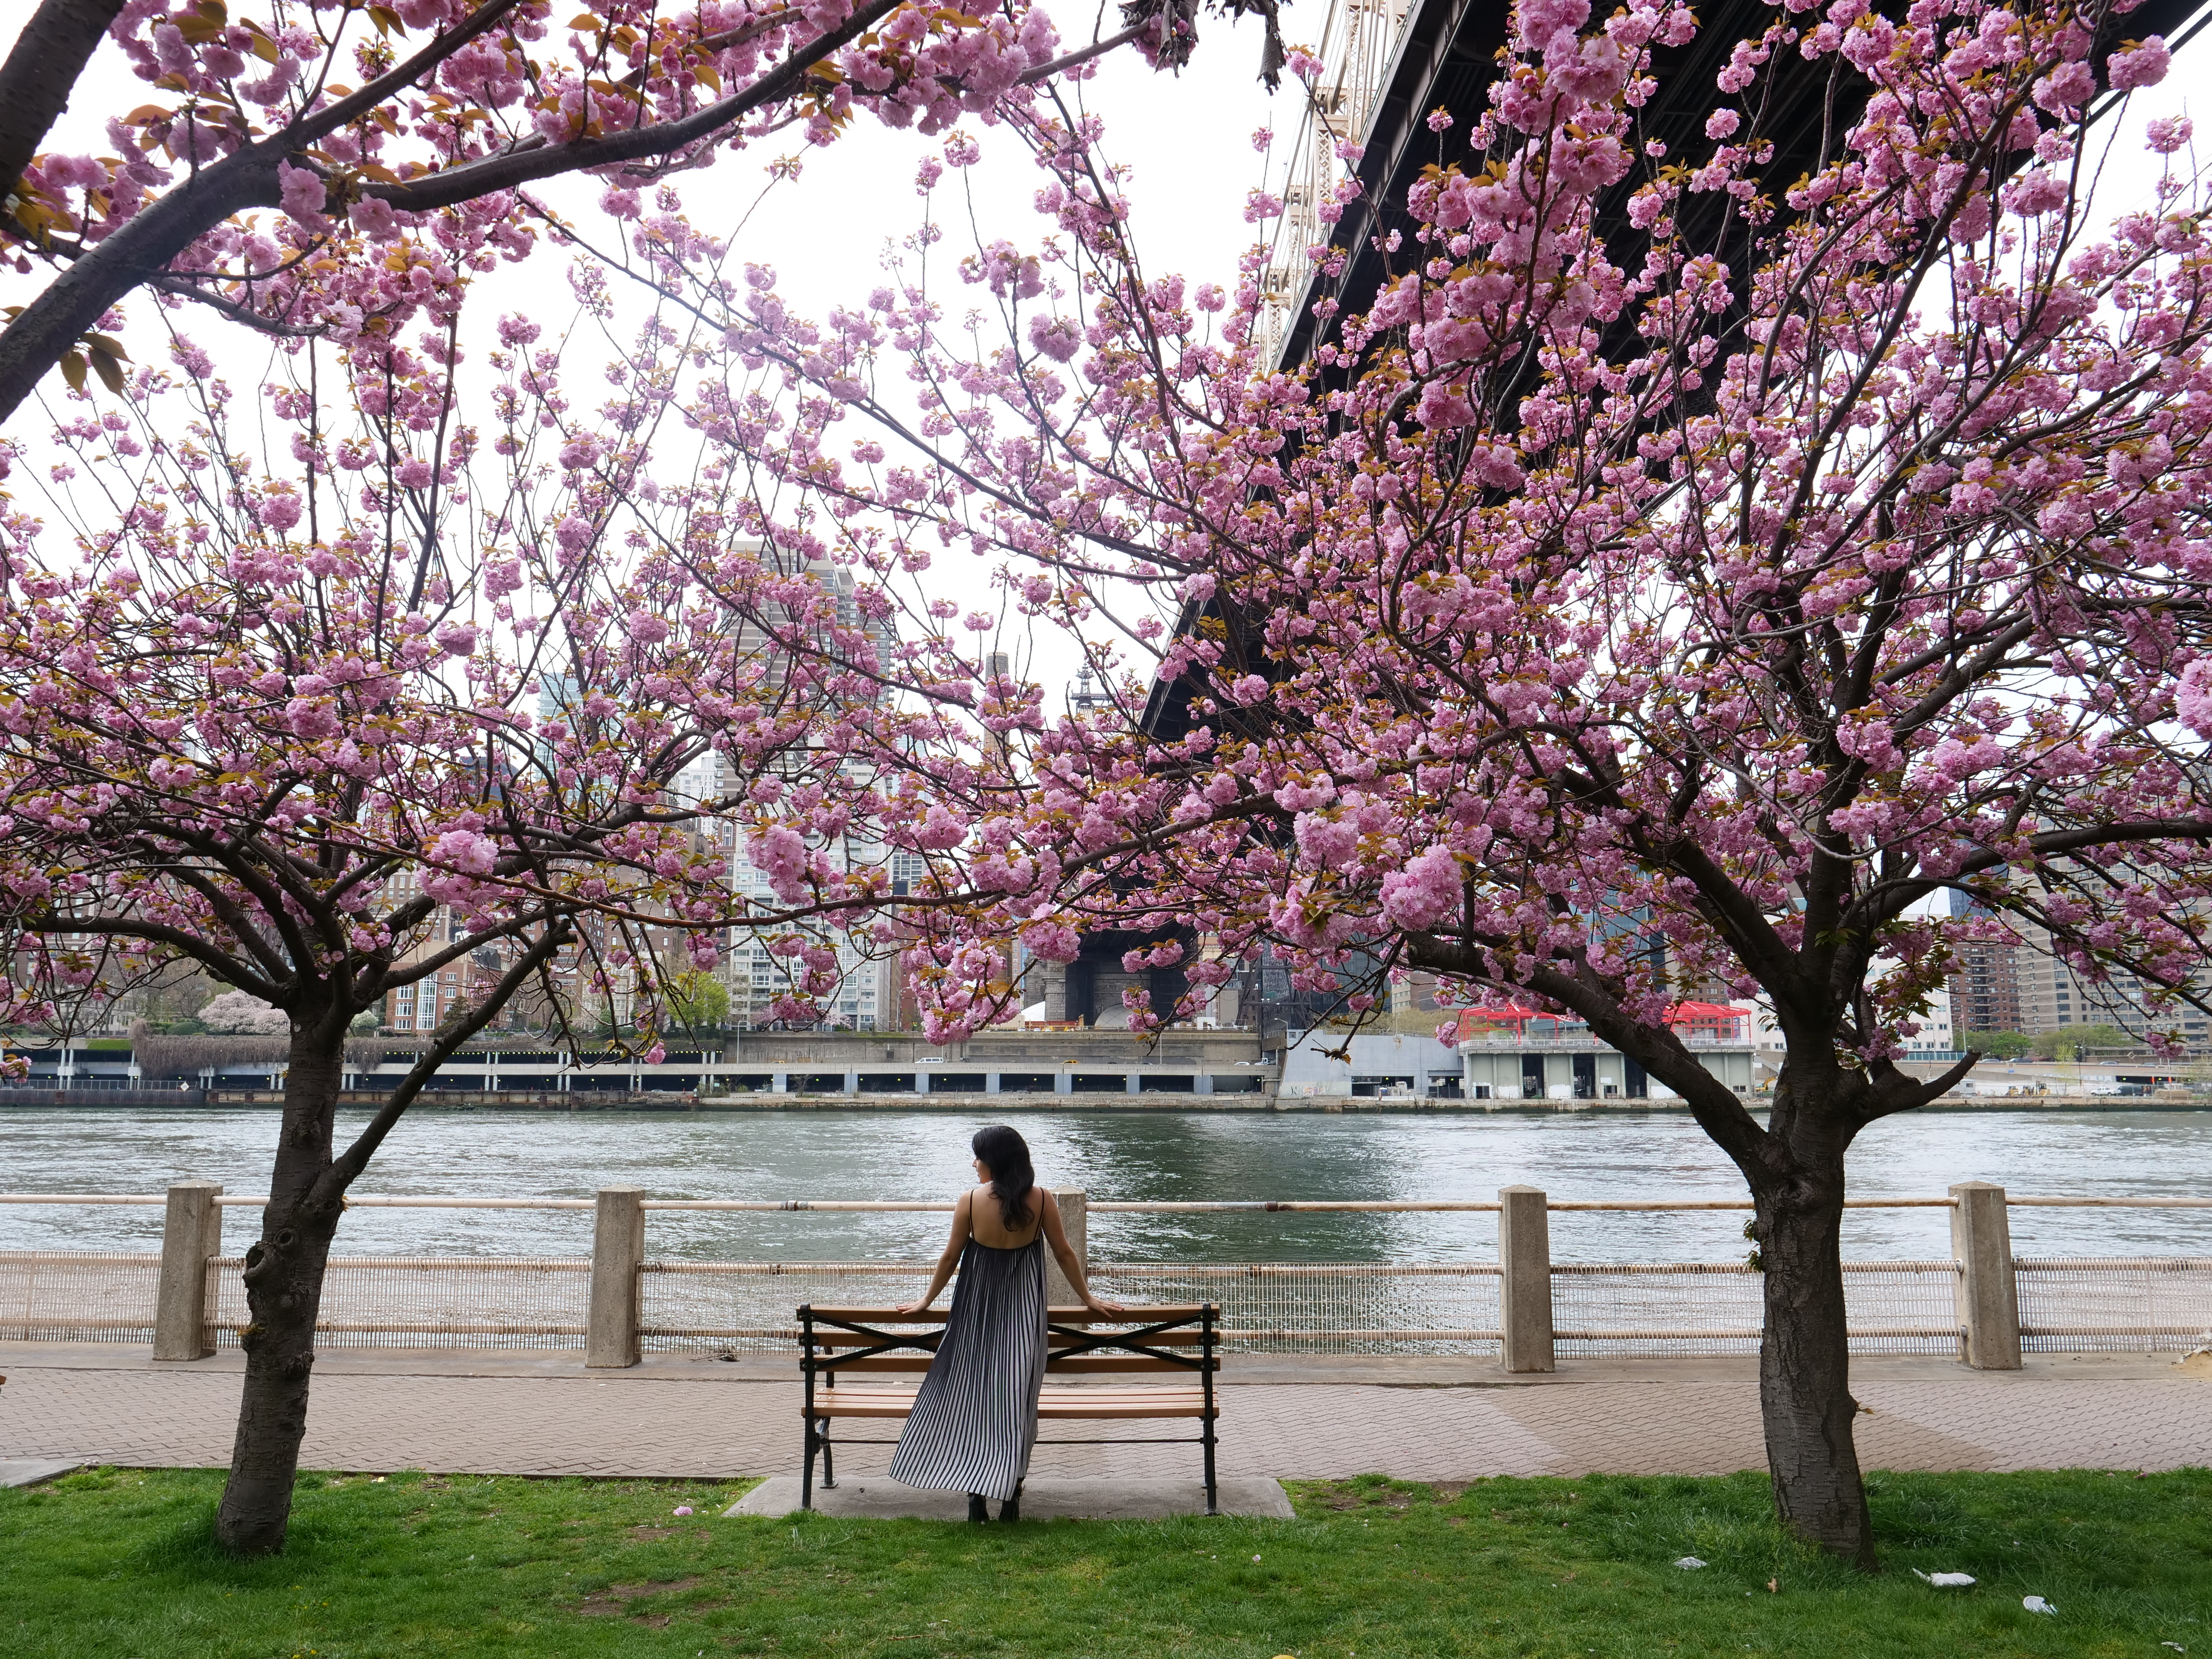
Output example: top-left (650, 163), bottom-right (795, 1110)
top-left (1674, 1557), bottom-right (1707, 1570)
top-left (1912, 1571), bottom-right (1977, 1587)
top-left (2023, 1596), bottom-right (2058, 1615)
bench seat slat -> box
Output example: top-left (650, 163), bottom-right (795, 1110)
top-left (815, 1387), bottom-right (1214, 1403)
top-left (806, 1330), bottom-right (1208, 1349)
top-left (805, 1334), bottom-right (1208, 1352)
top-left (818, 1356), bottom-right (1213, 1375)
top-left (809, 1387), bottom-right (1214, 1420)
top-left (806, 1305), bottom-right (1207, 1324)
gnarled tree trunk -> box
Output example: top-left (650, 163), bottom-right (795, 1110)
top-left (1752, 1172), bottom-right (1874, 1565)
top-left (214, 1022), bottom-right (348, 1555)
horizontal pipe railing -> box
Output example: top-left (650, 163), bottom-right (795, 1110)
top-left (9, 1254), bottom-right (2207, 1359)
top-left (6, 1192), bottom-right (2212, 1210)
top-left (6, 1179), bottom-right (2207, 1372)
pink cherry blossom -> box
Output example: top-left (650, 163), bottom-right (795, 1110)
top-left (276, 161), bottom-right (325, 226)
top-left (2109, 36), bottom-right (2171, 92)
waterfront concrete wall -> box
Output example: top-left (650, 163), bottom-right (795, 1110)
top-left (15, 1028), bottom-right (2206, 1114)
top-left (23, 1085), bottom-right (2207, 1112)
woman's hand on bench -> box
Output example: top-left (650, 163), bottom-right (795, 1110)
top-left (893, 1297), bottom-right (934, 1316)
top-left (1083, 1295), bottom-right (1129, 1318)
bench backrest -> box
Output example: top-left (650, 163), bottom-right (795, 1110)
top-left (798, 1304), bottom-right (1218, 1378)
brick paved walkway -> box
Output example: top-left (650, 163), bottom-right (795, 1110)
top-left (3, 1345), bottom-right (2207, 1481)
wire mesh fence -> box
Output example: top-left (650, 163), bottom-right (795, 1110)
top-left (6, 1250), bottom-right (2209, 1355)
top-left (1094, 1262), bottom-right (1505, 1353)
top-left (1551, 1261), bottom-right (1962, 1357)
top-left (2017, 1257), bottom-right (2212, 1353)
top-left (0, 1250), bottom-right (162, 1342)
top-left (641, 1261), bottom-right (917, 1352)
top-left (204, 1255), bottom-right (591, 1350)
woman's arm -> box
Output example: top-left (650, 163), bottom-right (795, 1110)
top-left (897, 1190), bottom-right (972, 1314)
top-left (1040, 1189), bottom-right (1123, 1315)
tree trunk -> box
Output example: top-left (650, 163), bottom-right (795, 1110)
top-left (1754, 1174), bottom-right (1875, 1566)
top-left (214, 1026), bottom-right (346, 1556)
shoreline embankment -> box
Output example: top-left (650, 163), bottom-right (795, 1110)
top-left (2, 1090), bottom-right (2204, 1114)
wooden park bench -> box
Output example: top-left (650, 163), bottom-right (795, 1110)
top-left (795, 1303), bottom-right (1222, 1514)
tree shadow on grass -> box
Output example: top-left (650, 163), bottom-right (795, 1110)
top-left (126, 1469), bottom-right (388, 1589)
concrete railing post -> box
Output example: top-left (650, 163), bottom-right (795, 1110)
top-left (1498, 1185), bottom-right (1555, 1373)
top-left (587, 1185), bottom-right (645, 1368)
top-left (1046, 1188), bottom-right (1088, 1306)
top-left (1950, 1180), bottom-right (2022, 1369)
top-left (153, 1181), bottom-right (223, 1360)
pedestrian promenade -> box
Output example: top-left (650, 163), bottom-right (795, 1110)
top-left (3, 1344), bottom-right (2207, 1483)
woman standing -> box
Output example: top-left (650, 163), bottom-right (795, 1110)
top-left (888, 1125), bottom-right (1122, 1521)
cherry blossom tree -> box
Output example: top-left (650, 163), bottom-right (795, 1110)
top-left (0, 264), bottom-right (1004, 1547)
top-left (644, 0), bottom-right (2212, 1562)
top-left (196, 987), bottom-right (294, 1031)
top-left (0, 0), bottom-right (1192, 422)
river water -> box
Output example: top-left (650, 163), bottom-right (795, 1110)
top-left (2, 1106), bottom-right (2208, 1264)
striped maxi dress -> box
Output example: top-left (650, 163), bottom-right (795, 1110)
top-left (886, 1234), bottom-right (1048, 1500)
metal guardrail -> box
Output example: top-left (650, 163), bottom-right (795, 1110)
top-left (17, 1252), bottom-right (2201, 1358)
top-left (9, 1185), bottom-right (2209, 1361)
top-left (5, 1192), bottom-right (2211, 1210)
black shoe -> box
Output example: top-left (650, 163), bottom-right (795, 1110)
top-left (967, 1493), bottom-right (988, 1523)
top-left (998, 1493), bottom-right (1020, 1523)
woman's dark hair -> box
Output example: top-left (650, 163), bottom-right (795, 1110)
top-left (972, 1125), bottom-right (1037, 1230)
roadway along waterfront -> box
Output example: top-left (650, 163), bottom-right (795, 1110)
top-left (3, 1107), bottom-right (2209, 1264)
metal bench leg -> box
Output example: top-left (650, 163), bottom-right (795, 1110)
top-left (821, 1420), bottom-right (836, 1490)
top-left (1201, 1304), bottom-right (1219, 1516)
top-left (801, 1310), bottom-right (818, 1511)
top-left (1202, 1415), bottom-right (1218, 1516)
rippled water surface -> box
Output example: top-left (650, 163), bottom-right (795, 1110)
top-left (3, 1106), bottom-right (2208, 1263)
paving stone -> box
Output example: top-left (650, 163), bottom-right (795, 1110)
top-left (0, 1348), bottom-right (2204, 1483)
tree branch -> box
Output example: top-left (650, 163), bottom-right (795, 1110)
top-left (7, 911), bottom-right (276, 1002)
top-left (317, 918), bottom-right (573, 1198)
top-left (0, 0), bottom-right (126, 205)
top-left (364, 0), bottom-right (904, 213)
top-left (1016, 22), bottom-right (1146, 85)
top-left (0, 0), bottom-right (898, 423)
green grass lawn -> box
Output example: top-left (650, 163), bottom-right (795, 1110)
top-left (3, 1466), bottom-right (2206, 1657)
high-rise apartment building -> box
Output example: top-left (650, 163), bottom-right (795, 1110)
top-left (2012, 918), bottom-right (2212, 1049)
